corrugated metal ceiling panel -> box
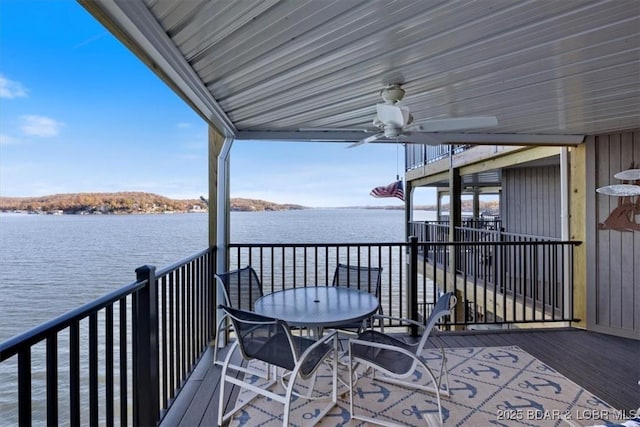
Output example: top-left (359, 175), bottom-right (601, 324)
top-left (138, 0), bottom-right (639, 137)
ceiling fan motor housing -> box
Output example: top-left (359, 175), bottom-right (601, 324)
top-left (380, 84), bottom-right (405, 104)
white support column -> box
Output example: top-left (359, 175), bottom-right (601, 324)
top-left (216, 137), bottom-right (233, 274)
top-left (210, 131), bottom-right (233, 348)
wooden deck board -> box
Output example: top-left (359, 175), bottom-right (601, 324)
top-left (159, 328), bottom-right (639, 426)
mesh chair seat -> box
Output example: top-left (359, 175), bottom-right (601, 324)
top-left (351, 330), bottom-right (416, 375)
top-left (348, 292), bottom-right (457, 427)
top-left (218, 305), bottom-right (339, 426)
top-left (244, 330), bottom-right (331, 378)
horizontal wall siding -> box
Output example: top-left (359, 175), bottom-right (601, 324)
top-left (593, 131), bottom-right (639, 339)
top-left (501, 165), bottom-right (561, 238)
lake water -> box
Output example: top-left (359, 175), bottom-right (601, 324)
top-left (0, 208), bottom-right (438, 341)
top-left (0, 208), bottom-right (435, 424)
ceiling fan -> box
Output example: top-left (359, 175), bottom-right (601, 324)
top-left (348, 84), bottom-right (498, 148)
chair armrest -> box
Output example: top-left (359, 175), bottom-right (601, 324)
top-left (316, 329), bottom-right (338, 344)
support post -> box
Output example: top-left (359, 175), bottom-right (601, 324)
top-left (211, 129), bottom-right (233, 348)
top-left (404, 180), bottom-right (413, 242)
top-left (408, 236), bottom-right (419, 337)
top-left (133, 265), bottom-right (159, 427)
top-left (449, 164), bottom-right (462, 297)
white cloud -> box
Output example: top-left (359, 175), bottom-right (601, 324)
top-left (20, 115), bottom-right (64, 137)
top-left (0, 75), bottom-right (28, 99)
top-left (177, 122), bottom-right (192, 128)
top-left (0, 134), bottom-right (20, 145)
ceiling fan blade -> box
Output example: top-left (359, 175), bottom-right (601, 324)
top-left (400, 132), bottom-right (443, 145)
top-left (346, 133), bottom-right (382, 148)
top-left (409, 116), bottom-right (498, 132)
top-left (357, 132), bottom-right (443, 146)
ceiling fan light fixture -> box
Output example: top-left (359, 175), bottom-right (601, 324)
top-left (353, 85), bottom-right (498, 148)
top-left (376, 103), bottom-right (412, 127)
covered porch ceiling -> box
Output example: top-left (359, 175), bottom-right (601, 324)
top-left (80, 0), bottom-right (640, 147)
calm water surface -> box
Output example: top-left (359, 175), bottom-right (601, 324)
top-left (0, 208), bottom-right (436, 341)
top-left (0, 208), bottom-right (434, 424)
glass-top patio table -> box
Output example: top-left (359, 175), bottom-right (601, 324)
top-left (254, 286), bottom-right (379, 336)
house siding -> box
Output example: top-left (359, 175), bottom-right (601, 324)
top-left (588, 130), bottom-right (640, 339)
top-left (501, 166), bottom-right (561, 238)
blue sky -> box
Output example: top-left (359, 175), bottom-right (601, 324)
top-left (0, 1), bottom-right (435, 208)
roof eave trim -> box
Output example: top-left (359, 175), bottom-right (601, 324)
top-left (236, 130), bottom-right (585, 146)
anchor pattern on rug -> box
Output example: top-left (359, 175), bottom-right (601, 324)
top-left (482, 349), bottom-right (520, 363)
top-left (496, 395), bottom-right (545, 413)
top-left (449, 378), bottom-right (478, 398)
top-left (518, 376), bottom-right (562, 394)
top-left (402, 400), bottom-right (450, 422)
top-left (229, 346), bottom-right (616, 427)
top-left (354, 382), bottom-right (390, 402)
top-left (461, 362), bottom-right (501, 379)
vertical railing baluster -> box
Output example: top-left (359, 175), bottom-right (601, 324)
top-left (18, 348), bottom-right (31, 426)
top-left (409, 236), bottom-right (418, 336)
top-left (521, 241), bottom-right (525, 318)
top-left (105, 305), bottom-right (114, 427)
top-left (281, 246), bottom-right (285, 289)
top-left (259, 247), bottom-right (264, 287)
top-left (119, 298), bottom-right (127, 427)
top-left (161, 275), bottom-right (168, 410)
top-left (270, 247), bottom-right (275, 292)
top-left (70, 321), bottom-right (80, 427)
top-left (314, 246), bottom-right (319, 287)
top-left (188, 263), bottom-right (194, 370)
top-left (46, 335), bottom-right (58, 426)
top-left (180, 266), bottom-right (186, 380)
top-left (89, 312), bottom-right (98, 426)
top-left (303, 246), bottom-right (308, 286)
top-left (168, 273), bottom-right (175, 401)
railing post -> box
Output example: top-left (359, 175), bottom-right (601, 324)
top-left (408, 236), bottom-right (419, 337)
top-left (133, 265), bottom-right (159, 426)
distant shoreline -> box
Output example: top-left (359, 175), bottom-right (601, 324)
top-left (0, 191), bottom-right (498, 215)
top-left (0, 192), bottom-right (303, 215)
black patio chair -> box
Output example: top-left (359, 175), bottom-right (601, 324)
top-left (213, 266), bottom-right (263, 368)
top-left (331, 263), bottom-right (383, 332)
top-left (348, 291), bottom-right (457, 427)
top-left (217, 305), bottom-right (338, 427)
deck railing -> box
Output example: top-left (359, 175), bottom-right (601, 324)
top-left (0, 248), bottom-right (216, 427)
top-left (228, 238), bottom-right (580, 329)
top-left (409, 219), bottom-right (503, 242)
top-left (1, 236), bottom-right (580, 426)
top-left (405, 143), bottom-right (471, 169)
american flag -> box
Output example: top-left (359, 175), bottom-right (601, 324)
top-left (370, 180), bottom-right (404, 201)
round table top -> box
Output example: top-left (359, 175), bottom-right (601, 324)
top-left (254, 286), bottom-right (379, 328)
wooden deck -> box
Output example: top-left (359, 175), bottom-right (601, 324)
top-left (159, 328), bottom-right (639, 426)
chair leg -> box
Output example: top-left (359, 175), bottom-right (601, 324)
top-left (212, 315), bottom-right (227, 365)
top-left (348, 356), bottom-right (444, 426)
top-left (219, 359), bottom-right (279, 425)
top-left (437, 345), bottom-right (451, 397)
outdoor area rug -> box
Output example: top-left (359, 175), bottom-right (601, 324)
top-left (228, 345), bottom-right (619, 426)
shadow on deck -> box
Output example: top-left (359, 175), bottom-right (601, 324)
top-left (160, 328), bottom-right (639, 426)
